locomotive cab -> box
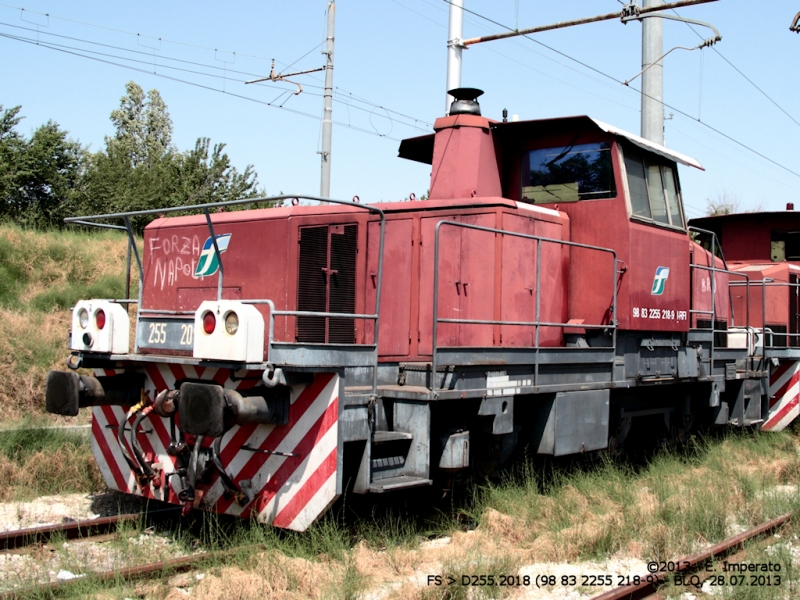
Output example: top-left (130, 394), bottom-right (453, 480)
top-left (402, 110), bottom-right (706, 338)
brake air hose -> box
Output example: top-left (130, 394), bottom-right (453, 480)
top-left (212, 436), bottom-right (246, 504)
top-left (118, 396), bottom-right (147, 477)
top-left (130, 405), bottom-right (156, 480)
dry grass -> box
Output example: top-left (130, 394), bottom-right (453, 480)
top-left (0, 427), bottom-right (104, 500)
top-left (23, 429), bottom-right (800, 600)
top-left (476, 431), bottom-right (800, 565)
top-left (0, 308), bottom-right (71, 422)
top-left (155, 552), bottom-right (348, 600)
top-left (0, 223), bottom-right (133, 425)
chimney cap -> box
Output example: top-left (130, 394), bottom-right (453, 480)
top-left (448, 88), bottom-right (484, 116)
top-left (788, 202), bottom-right (795, 210)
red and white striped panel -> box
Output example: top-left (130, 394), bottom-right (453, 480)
top-left (90, 365), bottom-right (340, 532)
top-left (762, 360), bottom-right (800, 431)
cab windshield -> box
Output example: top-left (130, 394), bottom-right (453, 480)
top-left (521, 141), bottom-right (616, 204)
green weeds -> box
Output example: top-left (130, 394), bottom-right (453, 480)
top-left (0, 223), bottom-right (134, 423)
top-left (474, 429), bottom-right (800, 564)
top-left (0, 422), bottom-right (103, 500)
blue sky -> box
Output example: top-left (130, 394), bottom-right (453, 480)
top-left (1, 0), bottom-right (798, 219)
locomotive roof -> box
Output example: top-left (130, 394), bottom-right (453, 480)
top-left (689, 210), bottom-right (800, 232)
top-left (399, 115), bottom-right (704, 171)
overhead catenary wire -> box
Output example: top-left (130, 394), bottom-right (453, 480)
top-left (395, 0), bottom-right (799, 194)
top-left (394, 0), bottom-right (640, 112)
top-left (0, 5), bottom-right (434, 131)
top-left (0, 30), bottom-right (406, 142)
top-left (666, 1), bottom-right (800, 130)
top-left (0, 23), bottom-right (431, 134)
top-left (0, 2), bottom-right (282, 64)
top-left (438, 0), bottom-right (800, 182)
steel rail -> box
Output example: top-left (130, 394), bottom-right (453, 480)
top-left (0, 543), bottom-right (248, 600)
top-left (591, 512), bottom-right (792, 600)
top-left (0, 513), bottom-right (140, 552)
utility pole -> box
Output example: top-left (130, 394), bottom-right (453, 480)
top-left (450, 0), bottom-right (718, 143)
top-left (641, 0), bottom-right (664, 145)
top-left (320, 0), bottom-right (335, 199)
top-left (445, 0), bottom-right (464, 114)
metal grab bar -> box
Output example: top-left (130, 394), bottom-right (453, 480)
top-left (431, 220), bottom-right (619, 393)
top-left (688, 262), bottom-right (751, 368)
top-left (730, 279), bottom-right (800, 351)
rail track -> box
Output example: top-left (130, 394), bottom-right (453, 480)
top-left (0, 506), bottom-right (187, 599)
top-left (592, 512), bottom-right (794, 600)
top-left (0, 510), bottom-right (792, 599)
top-left (0, 548), bottom-right (224, 600)
top-left (0, 513), bottom-right (141, 554)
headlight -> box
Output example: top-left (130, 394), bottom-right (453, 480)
top-left (224, 311), bottom-right (239, 335)
top-left (78, 308), bottom-right (89, 329)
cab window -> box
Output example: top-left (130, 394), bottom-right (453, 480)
top-left (624, 148), bottom-right (684, 229)
top-left (520, 141), bottom-right (615, 204)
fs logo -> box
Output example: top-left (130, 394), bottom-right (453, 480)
top-left (194, 234), bottom-right (231, 277)
top-left (651, 266), bottom-right (670, 295)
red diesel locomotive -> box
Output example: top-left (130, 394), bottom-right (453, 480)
top-left (45, 89), bottom-right (796, 531)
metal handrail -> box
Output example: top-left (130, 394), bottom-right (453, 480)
top-left (431, 220), bottom-right (619, 393)
top-left (730, 279), bottom-right (800, 351)
top-left (688, 263), bottom-right (751, 369)
top-left (689, 225), bottom-right (736, 327)
top-left (65, 195), bottom-right (387, 398)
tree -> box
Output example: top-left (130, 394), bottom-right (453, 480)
top-left (705, 191), bottom-right (764, 216)
top-left (175, 138), bottom-right (260, 205)
top-left (107, 81), bottom-right (173, 168)
top-left (78, 81), bottom-right (263, 231)
top-left (705, 192), bottom-right (740, 216)
top-left (17, 122), bottom-right (85, 226)
top-left (1, 82), bottom-right (264, 230)
top-left (0, 105), bottom-right (26, 216)
top-left (0, 105), bottom-right (85, 226)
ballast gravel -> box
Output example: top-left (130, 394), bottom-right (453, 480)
top-left (0, 491), bottom-right (187, 594)
top-left (0, 491), bottom-right (147, 532)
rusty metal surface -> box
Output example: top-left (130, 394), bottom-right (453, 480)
top-left (591, 512), bottom-right (792, 600)
top-left (0, 513), bottom-right (140, 552)
top-left (0, 546), bottom-right (233, 600)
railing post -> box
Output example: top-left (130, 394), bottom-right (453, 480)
top-left (535, 238), bottom-right (542, 386)
top-left (371, 211), bottom-right (385, 399)
top-left (711, 258), bottom-right (718, 359)
top-left (612, 257), bottom-right (618, 349)
top-left (202, 208), bottom-right (224, 302)
top-left (432, 222), bottom-right (443, 394)
top-left (123, 216), bottom-right (144, 354)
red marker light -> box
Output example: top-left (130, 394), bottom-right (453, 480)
top-left (203, 311), bottom-right (216, 334)
top-left (95, 309), bottom-right (106, 330)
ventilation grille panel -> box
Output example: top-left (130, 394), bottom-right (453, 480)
top-left (297, 226), bottom-right (328, 343)
top-left (296, 224), bottom-right (357, 344)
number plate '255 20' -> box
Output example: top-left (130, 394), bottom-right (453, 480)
top-left (137, 318), bottom-right (194, 350)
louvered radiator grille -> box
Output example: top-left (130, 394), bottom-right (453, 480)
top-left (296, 224), bottom-right (357, 344)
